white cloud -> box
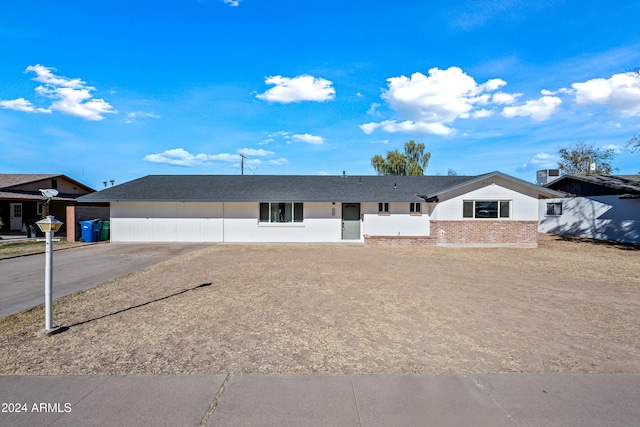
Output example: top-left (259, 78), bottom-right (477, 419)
top-left (367, 102), bottom-right (382, 116)
top-left (0, 98), bottom-right (51, 113)
top-left (238, 148), bottom-right (274, 156)
top-left (26, 64), bottom-right (86, 89)
top-left (381, 67), bottom-right (505, 123)
top-left (223, 0), bottom-right (240, 5)
top-left (267, 158), bottom-right (289, 166)
top-left (571, 71), bottom-right (640, 117)
top-left (480, 78), bottom-right (507, 92)
top-left (125, 111), bottom-right (161, 123)
top-left (359, 122), bottom-right (379, 135)
top-left (143, 148), bottom-right (240, 167)
top-left (256, 75), bottom-right (335, 103)
top-left (5, 64), bottom-right (118, 121)
top-left (492, 92), bottom-right (520, 105)
top-left (501, 95), bottom-right (561, 121)
top-left (143, 147), bottom-right (288, 168)
top-left (362, 67), bottom-right (520, 136)
top-left (471, 109), bottom-right (494, 118)
top-left (360, 120), bottom-right (455, 136)
top-left (517, 152), bottom-right (558, 172)
top-left (291, 133), bottom-right (325, 144)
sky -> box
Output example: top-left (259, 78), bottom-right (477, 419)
top-left (1, 0), bottom-right (640, 189)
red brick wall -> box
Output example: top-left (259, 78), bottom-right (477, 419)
top-left (364, 235), bottom-right (438, 246)
top-left (430, 220), bottom-right (538, 246)
top-left (365, 221), bottom-right (539, 247)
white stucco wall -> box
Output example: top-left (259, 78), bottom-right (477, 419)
top-left (538, 196), bottom-right (640, 243)
top-left (361, 202), bottom-right (430, 236)
top-left (223, 202), bottom-right (343, 242)
top-left (433, 182), bottom-right (539, 221)
top-left (110, 201), bottom-right (343, 242)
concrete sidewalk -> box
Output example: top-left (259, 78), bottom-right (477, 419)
top-left (1, 374), bottom-right (638, 426)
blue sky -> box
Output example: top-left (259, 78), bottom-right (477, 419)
top-left (1, 0), bottom-right (639, 189)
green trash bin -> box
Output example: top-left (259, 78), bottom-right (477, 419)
top-left (99, 221), bottom-right (110, 241)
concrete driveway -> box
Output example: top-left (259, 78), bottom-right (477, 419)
top-left (0, 243), bottom-right (212, 318)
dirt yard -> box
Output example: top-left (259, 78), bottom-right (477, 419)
top-left (1, 234), bottom-right (638, 375)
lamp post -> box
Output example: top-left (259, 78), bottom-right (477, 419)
top-left (36, 215), bottom-right (64, 336)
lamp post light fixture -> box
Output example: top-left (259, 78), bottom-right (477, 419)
top-left (36, 215), bottom-right (64, 336)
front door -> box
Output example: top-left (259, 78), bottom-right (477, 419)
top-left (342, 203), bottom-right (361, 240)
top-left (10, 203), bottom-right (23, 231)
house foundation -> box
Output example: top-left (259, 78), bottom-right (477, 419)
top-left (365, 221), bottom-right (539, 247)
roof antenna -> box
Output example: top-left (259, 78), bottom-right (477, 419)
top-left (342, 171), bottom-right (346, 178)
top-left (240, 155), bottom-right (246, 175)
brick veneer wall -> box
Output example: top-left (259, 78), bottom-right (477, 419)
top-left (430, 220), bottom-right (538, 246)
top-left (364, 235), bottom-right (438, 246)
top-left (364, 220), bottom-right (538, 247)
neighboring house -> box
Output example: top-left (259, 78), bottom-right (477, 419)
top-left (539, 174), bottom-right (640, 243)
top-left (78, 171), bottom-right (561, 247)
top-left (0, 174), bottom-right (97, 235)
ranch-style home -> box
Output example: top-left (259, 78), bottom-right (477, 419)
top-left (77, 171), bottom-right (563, 247)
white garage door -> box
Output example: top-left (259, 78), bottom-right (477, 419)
top-left (110, 202), bottom-right (224, 242)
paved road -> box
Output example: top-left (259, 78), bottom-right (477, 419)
top-left (0, 373), bottom-right (638, 426)
top-left (0, 243), bottom-right (212, 318)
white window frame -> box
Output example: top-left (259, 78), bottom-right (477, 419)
top-left (378, 202), bottom-right (389, 215)
top-left (463, 200), bottom-right (511, 219)
top-left (409, 202), bottom-right (421, 215)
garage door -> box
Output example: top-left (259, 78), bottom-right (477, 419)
top-left (110, 202), bottom-right (223, 242)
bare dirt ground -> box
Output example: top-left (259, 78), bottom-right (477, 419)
top-left (1, 234), bottom-right (638, 375)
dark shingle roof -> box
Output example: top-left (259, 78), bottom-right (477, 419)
top-left (0, 174), bottom-right (95, 201)
top-left (0, 174), bottom-right (61, 189)
top-left (78, 172), bottom-right (560, 203)
top-left (545, 174), bottom-right (640, 196)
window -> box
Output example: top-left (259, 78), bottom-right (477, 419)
top-left (463, 200), bottom-right (511, 219)
top-left (259, 202), bottom-right (303, 223)
top-left (546, 202), bottom-right (562, 216)
top-left (410, 202), bottom-right (421, 214)
top-left (378, 202), bottom-right (389, 213)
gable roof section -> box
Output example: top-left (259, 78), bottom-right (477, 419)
top-left (418, 171), bottom-right (563, 201)
top-left (0, 174), bottom-right (60, 189)
top-left (0, 174), bottom-right (95, 201)
top-left (78, 172), bottom-right (558, 204)
top-left (545, 174), bottom-right (640, 197)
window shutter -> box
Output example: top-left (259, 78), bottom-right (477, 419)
top-left (463, 201), bottom-right (473, 218)
top-left (259, 203), bottom-right (269, 222)
top-left (499, 201), bottom-right (510, 218)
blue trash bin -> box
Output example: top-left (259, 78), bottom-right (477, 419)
top-left (79, 219), bottom-right (103, 242)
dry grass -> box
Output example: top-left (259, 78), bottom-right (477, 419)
top-left (1, 234), bottom-right (638, 375)
top-left (0, 240), bottom-right (87, 260)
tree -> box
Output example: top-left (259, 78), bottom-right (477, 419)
top-left (557, 142), bottom-right (616, 175)
top-left (371, 140), bottom-right (431, 176)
